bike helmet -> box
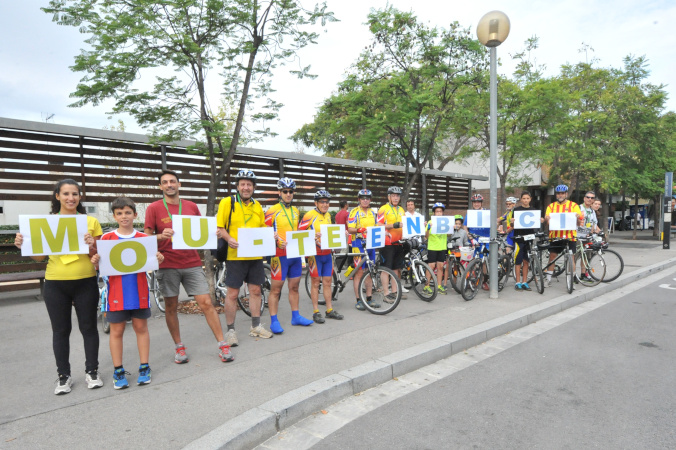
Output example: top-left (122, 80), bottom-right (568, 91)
top-left (471, 193), bottom-right (483, 202)
top-left (235, 169), bottom-right (257, 184)
top-left (432, 202), bottom-right (445, 211)
top-left (506, 196), bottom-right (518, 203)
top-left (276, 177), bottom-right (296, 190)
top-left (314, 189), bottom-right (331, 201)
top-left (387, 186), bottom-right (402, 195)
top-left (555, 184), bottom-right (569, 193)
top-left (358, 189), bottom-right (372, 198)
top-left (454, 214), bottom-right (463, 221)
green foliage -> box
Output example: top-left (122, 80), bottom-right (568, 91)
top-left (292, 6), bottom-right (487, 198)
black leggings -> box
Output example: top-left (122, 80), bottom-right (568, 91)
top-left (43, 277), bottom-right (100, 376)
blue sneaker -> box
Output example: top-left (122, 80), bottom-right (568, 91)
top-left (137, 365), bottom-right (152, 385)
top-left (521, 282), bottom-right (532, 291)
top-left (113, 368), bottom-right (130, 390)
top-left (514, 283), bottom-right (522, 291)
top-left (355, 300), bottom-right (365, 311)
top-left (291, 314), bottom-right (313, 326)
top-left (270, 320), bottom-right (284, 334)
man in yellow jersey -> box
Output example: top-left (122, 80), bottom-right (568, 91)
top-left (264, 178), bottom-right (313, 334)
top-left (299, 190), bottom-right (344, 323)
top-left (347, 189), bottom-right (378, 311)
top-left (217, 170), bottom-right (272, 345)
top-left (544, 184), bottom-right (584, 287)
top-left (377, 186), bottom-right (406, 301)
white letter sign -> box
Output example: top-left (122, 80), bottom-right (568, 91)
top-left (549, 213), bottom-right (578, 231)
top-left (466, 210), bottom-right (491, 228)
top-left (320, 224), bottom-right (347, 250)
top-left (97, 236), bottom-right (159, 276)
top-left (428, 216), bottom-right (453, 234)
top-left (366, 226), bottom-right (386, 249)
top-left (19, 215), bottom-right (89, 257)
top-left (237, 227), bottom-right (276, 258)
top-left (285, 230), bottom-right (316, 258)
top-left (514, 210), bottom-right (541, 229)
top-left (171, 215), bottom-right (217, 250)
top-left (402, 216), bottom-right (424, 238)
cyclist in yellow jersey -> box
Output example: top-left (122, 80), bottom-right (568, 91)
top-left (216, 170), bottom-right (272, 344)
top-left (347, 189), bottom-right (378, 311)
top-left (377, 186), bottom-right (406, 301)
top-left (543, 184), bottom-right (584, 287)
top-left (299, 190), bottom-right (344, 323)
top-left (263, 178), bottom-right (313, 334)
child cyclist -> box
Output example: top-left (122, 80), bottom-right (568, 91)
top-left (91, 197), bottom-right (164, 389)
top-left (425, 203), bottom-right (449, 294)
top-left (512, 191), bottom-right (542, 291)
top-left (497, 196), bottom-right (518, 253)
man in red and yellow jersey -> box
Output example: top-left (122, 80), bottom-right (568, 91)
top-left (543, 184), bottom-right (584, 286)
top-left (264, 178), bottom-right (313, 334)
top-left (377, 186), bottom-right (406, 301)
top-left (347, 189), bottom-right (377, 311)
top-left (299, 190), bottom-right (344, 323)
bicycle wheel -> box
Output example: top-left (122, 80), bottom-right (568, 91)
top-left (237, 286), bottom-right (266, 317)
top-left (460, 259), bottom-right (482, 301)
top-left (262, 262), bottom-right (272, 307)
top-left (449, 260), bottom-right (464, 294)
top-left (597, 249), bottom-right (624, 282)
top-left (358, 266), bottom-right (401, 315)
top-left (98, 277), bottom-right (110, 333)
top-left (497, 255), bottom-right (510, 292)
top-left (577, 251), bottom-right (605, 287)
top-left (565, 252), bottom-right (574, 294)
top-left (304, 269), bottom-right (339, 305)
top-left (531, 253), bottom-right (545, 294)
top-left (411, 260), bottom-right (437, 302)
top-left (148, 272), bottom-right (165, 312)
top-left (512, 261), bottom-right (535, 283)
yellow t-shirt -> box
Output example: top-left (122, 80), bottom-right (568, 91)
top-left (217, 195), bottom-right (266, 261)
top-left (377, 203), bottom-right (405, 244)
top-left (45, 215), bottom-right (102, 281)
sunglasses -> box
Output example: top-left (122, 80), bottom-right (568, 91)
top-left (585, 196), bottom-right (595, 199)
top-left (317, 200), bottom-right (329, 204)
top-left (281, 190), bottom-right (294, 194)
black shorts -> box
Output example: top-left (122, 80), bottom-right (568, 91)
top-left (225, 259), bottom-right (265, 289)
top-left (381, 244), bottom-right (405, 270)
top-left (514, 240), bottom-right (531, 265)
top-left (548, 240), bottom-right (576, 255)
top-left (106, 308), bottom-right (151, 323)
top-left (427, 249), bottom-right (447, 264)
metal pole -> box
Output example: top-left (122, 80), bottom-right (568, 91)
top-left (489, 46), bottom-right (498, 299)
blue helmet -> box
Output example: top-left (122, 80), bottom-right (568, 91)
top-left (235, 169), bottom-right (256, 184)
top-left (432, 202), bottom-right (446, 211)
top-left (276, 177), bottom-right (296, 190)
top-left (555, 184), bottom-right (569, 193)
top-left (358, 189), bottom-right (372, 198)
top-left (314, 190), bottom-right (331, 201)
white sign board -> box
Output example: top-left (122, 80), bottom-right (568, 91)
top-left (466, 210), bottom-right (491, 228)
top-left (97, 236), bottom-right (159, 276)
top-left (428, 216), bottom-right (454, 234)
top-left (171, 215), bottom-right (218, 250)
top-left (237, 227), bottom-right (276, 258)
top-left (19, 215), bottom-right (89, 257)
top-left (514, 210), bottom-right (542, 229)
top-left (402, 216), bottom-right (424, 238)
top-left (285, 230), bottom-right (317, 258)
top-left (366, 226), bottom-right (386, 249)
top-left (320, 224), bottom-right (347, 250)
top-left (549, 213), bottom-right (578, 231)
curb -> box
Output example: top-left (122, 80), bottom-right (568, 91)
top-left (184, 256), bottom-right (676, 450)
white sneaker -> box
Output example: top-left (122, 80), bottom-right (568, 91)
top-left (249, 324), bottom-right (273, 339)
top-left (401, 286), bottom-right (409, 293)
top-left (55, 375), bottom-right (72, 395)
top-left (85, 370), bottom-right (104, 389)
top-left (546, 277), bottom-right (552, 287)
top-left (225, 329), bottom-right (239, 347)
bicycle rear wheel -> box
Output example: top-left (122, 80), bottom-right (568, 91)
top-left (531, 253), bottom-right (545, 294)
top-left (577, 251), bottom-right (605, 287)
top-left (148, 272), bottom-right (165, 312)
top-left (411, 260), bottom-right (437, 302)
top-left (597, 249), bottom-right (623, 282)
top-left (359, 266), bottom-right (401, 315)
top-left (304, 268), bottom-right (339, 305)
top-left (460, 259), bottom-right (482, 301)
top-left (449, 259), bottom-right (464, 294)
top-left (565, 252), bottom-right (574, 294)
top-left (497, 255), bottom-right (510, 292)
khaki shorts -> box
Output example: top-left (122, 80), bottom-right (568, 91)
top-left (156, 266), bottom-right (210, 298)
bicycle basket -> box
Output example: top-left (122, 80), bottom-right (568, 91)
top-left (460, 247), bottom-right (474, 262)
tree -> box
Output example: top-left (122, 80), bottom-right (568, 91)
top-left (43, 0), bottom-right (336, 216)
top-left (292, 6), bottom-right (487, 199)
top-left (44, 0), bottom-right (336, 301)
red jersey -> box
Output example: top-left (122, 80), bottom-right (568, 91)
top-left (101, 230), bottom-right (150, 311)
top-left (145, 199), bottom-right (203, 269)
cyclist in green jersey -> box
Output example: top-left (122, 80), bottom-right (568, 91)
top-left (425, 203), bottom-right (449, 294)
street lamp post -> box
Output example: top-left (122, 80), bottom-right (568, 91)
top-left (477, 11), bottom-right (510, 299)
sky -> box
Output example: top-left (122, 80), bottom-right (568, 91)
top-left (1, 0), bottom-right (675, 154)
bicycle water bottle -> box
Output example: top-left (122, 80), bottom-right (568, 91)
top-left (344, 264), bottom-right (355, 277)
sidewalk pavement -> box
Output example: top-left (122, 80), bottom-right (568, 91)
top-left (1, 231), bottom-right (673, 449)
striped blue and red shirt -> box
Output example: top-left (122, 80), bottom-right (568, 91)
top-left (101, 230), bottom-right (151, 312)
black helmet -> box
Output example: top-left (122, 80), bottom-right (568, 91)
top-left (387, 186), bottom-right (402, 195)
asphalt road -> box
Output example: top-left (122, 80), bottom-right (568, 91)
top-left (292, 272), bottom-right (676, 449)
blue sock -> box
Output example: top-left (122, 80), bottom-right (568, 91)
top-left (291, 311), bottom-right (300, 319)
top-left (291, 310), bottom-right (313, 326)
top-left (270, 315), bottom-right (284, 334)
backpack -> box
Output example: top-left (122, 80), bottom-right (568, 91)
top-left (212, 195), bottom-right (236, 263)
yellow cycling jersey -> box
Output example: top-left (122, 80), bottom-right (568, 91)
top-left (217, 194), bottom-right (265, 261)
top-left (265, 202), bottom-right (299, 256)
top-left (299, 208), bottom-right (332, 255)
top-left (347, 207), bottom-right (376, 244)
top-left (377, 203), bottom-right (405, 244)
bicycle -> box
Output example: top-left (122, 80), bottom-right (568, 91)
top-left (583, 233), bottom-right (624, 282)
top-left (97, 274), bottom-right (110, 334)
top-left (304, 252), bottom-right (341, 306)
top-left (399, 237), bottom-right (437, 302)
top-left (457, 234), bottom-right (510, 301)
top-left (513, 232), bottom-right (547, 294)
top-left (214, 260), bottom-right (272, 317)
top-left (305, 237), bottom-right (402, 315)
top-left (541, 236), bottom-right (606, 289)
top-left (146, 271), bottom-right (165, 312)
top-left (446, 236), bottom-right (471, 294)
